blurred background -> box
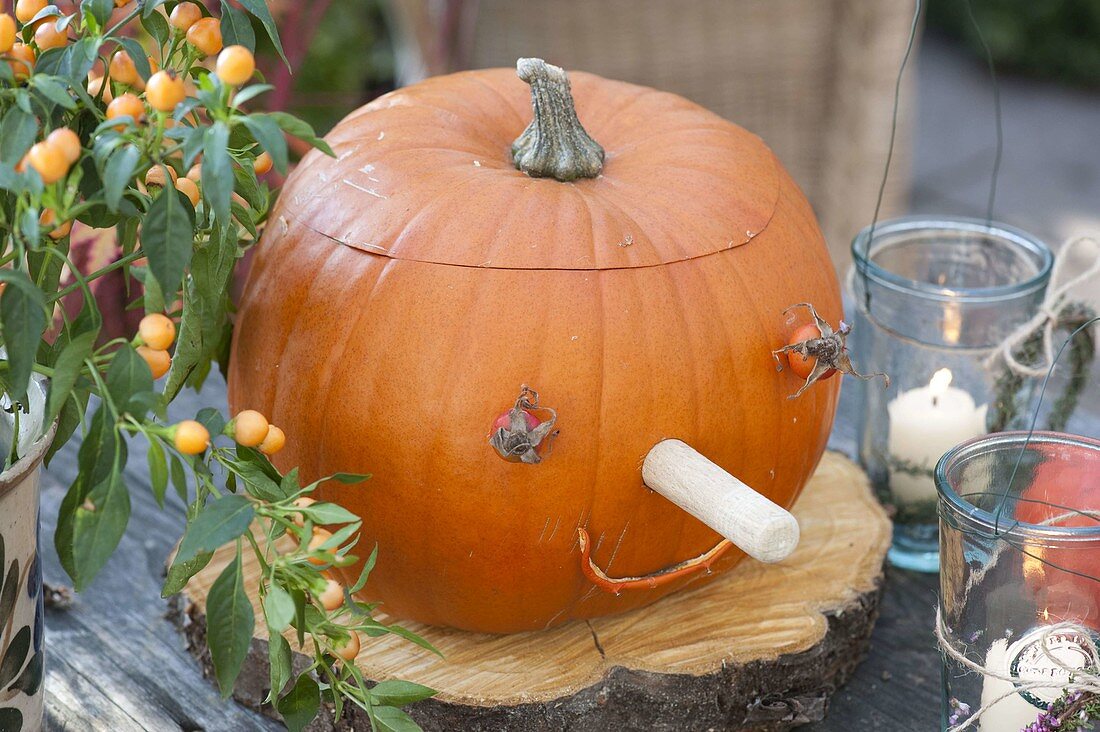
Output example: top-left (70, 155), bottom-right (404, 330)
top-left (255, 0), bottom-right (1100, 278)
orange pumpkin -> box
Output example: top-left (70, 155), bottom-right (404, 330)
top-left (229, 59), bottom-right (842, 632)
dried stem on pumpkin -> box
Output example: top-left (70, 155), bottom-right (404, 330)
top-left (771, 302), bottom-right (889, 399)
top-left (489, 385), bottom-right (558, 464)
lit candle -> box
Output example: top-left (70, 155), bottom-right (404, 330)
top-left (977, 624), bottom-right (1097, 731)
top-left (886, 368), bottom-right (987, 506)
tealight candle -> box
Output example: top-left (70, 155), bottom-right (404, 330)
top-left (977, 625), bottom-right (1097, 731)
top-left (886, 368), bottom-right (987, 506)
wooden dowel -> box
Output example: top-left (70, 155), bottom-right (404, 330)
top-left (642, 439), bottom-right (800, 563)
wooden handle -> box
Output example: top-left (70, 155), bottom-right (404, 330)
top-left (642, 440), bottom-right (799, 563)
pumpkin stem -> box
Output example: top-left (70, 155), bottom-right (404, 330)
top-left (512, 58), bottom-right (604, 182)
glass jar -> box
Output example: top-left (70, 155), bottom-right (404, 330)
top-left (849, 216), bottom-right (1052, 571)
top-left (937, 431), bottom-right (1100, 732)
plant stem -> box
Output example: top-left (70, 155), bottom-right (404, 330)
top-left (48, 250), bottom-right (145, 304)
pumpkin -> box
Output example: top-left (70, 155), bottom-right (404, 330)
top-left (229, 58), bottom-right (842, 633)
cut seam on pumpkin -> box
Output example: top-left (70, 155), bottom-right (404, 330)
top-left (577, 527), bottom-right (734, 593)
top-left (276, 150), bottom-right (782, 272)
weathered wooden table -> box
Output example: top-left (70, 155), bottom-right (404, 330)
top-left (38, 376), bottom-right (1014, 731)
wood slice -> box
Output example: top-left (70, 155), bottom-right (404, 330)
top-left (170, 451), bottom-right (891, 731)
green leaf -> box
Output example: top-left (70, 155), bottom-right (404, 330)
top-left (115, 37), bottom-right (152, 81)
top-left (46, 329), bottom-right (97, 425)
top-left (162, 550), bottom-right (212, 597)
top-left (0, 108), bottom-right (37, 165)
top-left (0, 270), bottom-right (48, 401)
top-left (264, 584), bottom-right (294, 633)
top-left (143, 0), bottom-right (168, 17)
top-left (169, 452), bottom-right (188, 504)
top-left (175, 494), bottom-right (254, 564)
top-left (369, 679), bottom-right (436, 707)
top-left (233, 461), bottom-right (284, 502)
top-left (277, 673), bottom-right (320, 732)
top-left (349, 544), bottom-right (378, 593)
top-left (372, 705), bottom-right (422, 732)
top-left (103, 144), bottom-right (140, 212)
top-left (195, 406), bottom-right (227, 436)
top-left (267, 632), bottom-right (292, 703)
top-left (148, 441), bottom-right (168, 508)
top-left (253, 112), bottom-right (333, 156)
top-left (231, 83), bottom-right (273, 107)
top-left (201, 123), bottom-right (232, 222)
top-left (301, 502), bottom-right (360, 525)
top-left (220, 2), bottom-right (255, 51)
top-left (240, 114), bottom-right (287, 175)
top-left (292, 588), bottom-right (306, 647)
top-left (142, 186), bottom-right (194, 295)
top-left (31, 75), bottom-right (77, 110)
top-left (57, 37), bottom-right (100, 84)
top-left (329, 472), bottom-right (371, 484)
top-left (72, 454), bottom-right (130, 591)
top-left (140, 10), bottom-right (169, 46)
top-left (235, 0), bottom-right (287, 66)
top-left (46, 390), bottom-right (86, 466)
top-left (80, 0), bottom-right (113, 29)
top-left (206, 551), bottom-right (255, 697)
top-left (163, 226), bottom-right (237, 401)
top-left (104, 346), bottom-right (154, 417)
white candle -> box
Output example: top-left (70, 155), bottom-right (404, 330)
top-left (886, 368), bottom-right (987, 505)
top-left (977, 626), bottom-right (1097, 731)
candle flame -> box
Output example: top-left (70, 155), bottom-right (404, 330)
top-left (929, 368), bottom-right (953, 397)
top-left (1042, 607), bottom-right (1050, 621)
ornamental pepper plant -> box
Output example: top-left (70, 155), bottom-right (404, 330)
top-left (0, 0), bottom-right (434, 728)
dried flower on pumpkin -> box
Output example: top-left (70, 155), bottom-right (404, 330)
top-left (771, 302), bottom-right (889, 399)
top-left (489, 385), bottom-right (558, 464)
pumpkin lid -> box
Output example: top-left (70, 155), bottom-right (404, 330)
top-left (278, 61), bottom-right (781, 271)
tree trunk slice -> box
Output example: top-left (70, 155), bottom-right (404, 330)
top-left (170, 451), bottom-right (891, 731)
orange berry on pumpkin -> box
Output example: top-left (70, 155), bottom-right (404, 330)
top-left (26, 141), bottom-right (68, 184)
top-left (106, 93), bottom-right (144, 127)
top-left (32, 19), bottom-right (65, 50)
top-left (215, 45), bottom-right (254, 86)
top-left (0, 14), bottom-right (15, 54)
top-left (7, 43), bottom-right (34, 80)
top-left (39, 209), bottom-right (71, 240)
top-left (306, 528), bottom-right (333, 566)
top-left (258, 425), bottom-right (285, 455)
top-left (168, 1), bottom-right (201, 31)
top-left (318, 578), bottom-right (344, 611)
top-left (14, 0), bottom-right (45, 24)
top-left (173, 420), bottom-right (209, 455)
top-left (137, 346), bottom-right (171, 379)
top-left (175, 177), bottom-right (200, 206)
top-left (230, 409), bottom-right (269, 447)
top-left (290, 496), bottom-right (315, 528)
top-left (87, 74), bottom-right (113, 103)
top-left (108, 49), bottom-right (140, 86)
top-left (253, 151), bottom-right (272, 175)
top-left (145, 69), bottom-right (186, 112)
top-left (331, 629), bottom-right (360, 662)
top-left (46, 127), bottom-right (81, 165)
top-left (185, 17), bottom-right (222, 56)
top-left (138, 313), bottom-right (175, 350)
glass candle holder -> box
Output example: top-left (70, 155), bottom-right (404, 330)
top-left (849, 216), bottom-right (1052, 572)
top-left (937, 432), bottom-right (1100, 732)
